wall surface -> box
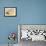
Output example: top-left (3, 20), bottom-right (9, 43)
top-left (0, 0), bottom-right (46, 44)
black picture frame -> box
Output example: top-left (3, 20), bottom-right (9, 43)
top-left (4, 7), bottom-right (17, 17)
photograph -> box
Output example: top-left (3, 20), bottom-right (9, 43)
top-left (4, 7), bottom-right (17, 17)
top-left (18, 24), bottom-right (46, 46)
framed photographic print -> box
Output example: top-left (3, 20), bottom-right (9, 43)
top-left (4, 7), bottom-right (17, 17)
top-left (18, 24), bottom-right (46, 42)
